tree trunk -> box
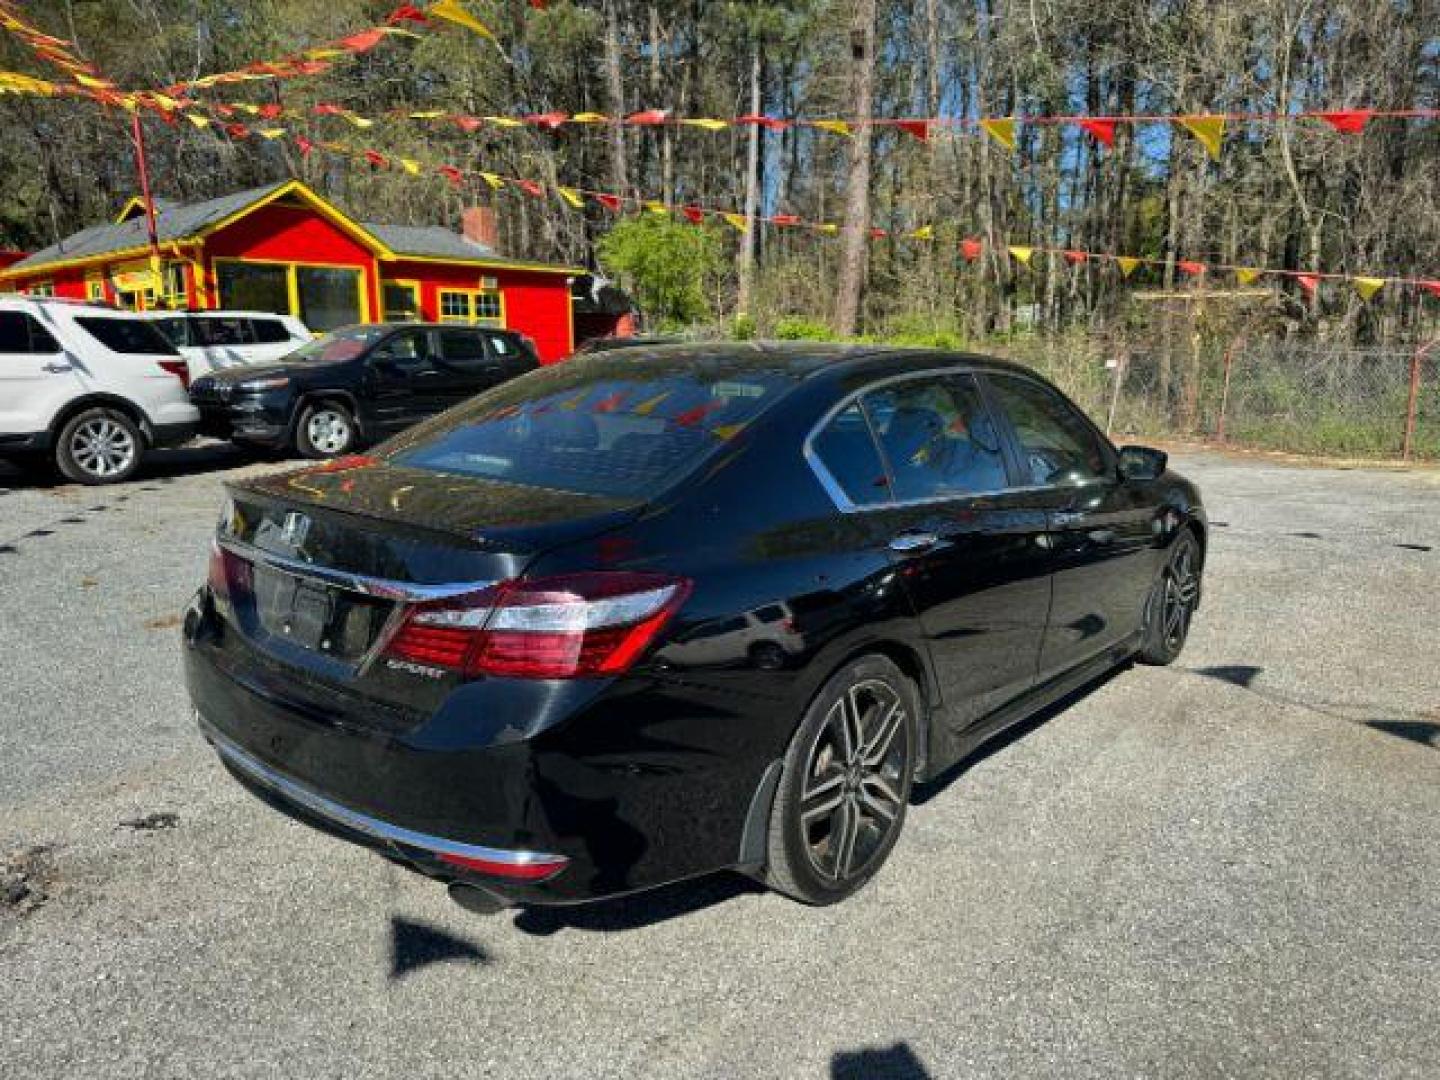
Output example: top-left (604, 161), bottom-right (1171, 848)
top-left (834, 0), bottom-right (877, 336)
top-left (736, 37), bottom-right (763, 318)
top-left (603, 0), bottom-right (628, 198)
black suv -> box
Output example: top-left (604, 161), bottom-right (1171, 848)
top-left (189, 323), bottom-right (539, 458)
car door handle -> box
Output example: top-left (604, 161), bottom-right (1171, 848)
top-left (1051, 511), bottom-right (1084, 527)
top-left (42, 362), bottom-right (72, 374)
top-left (889, 532), bottom-right (939, 554)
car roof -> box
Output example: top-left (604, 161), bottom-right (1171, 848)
top-left (576, 341), bottom-right (1036, 383)
top-left (136, 309), bottom-right (302, 320)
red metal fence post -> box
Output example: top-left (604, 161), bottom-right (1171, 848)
top-left (1403, 340), bottom-right (1437, 461)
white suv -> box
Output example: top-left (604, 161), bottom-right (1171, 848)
top-left (0, 297), bottom-right (200, 485)
top-left (140, 310), bottom-right (312, 380)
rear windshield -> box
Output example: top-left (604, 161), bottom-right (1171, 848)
top-left (284, 325), bottom-right (386, 363)
top-left (74, 316), bottom-right (177, 356)
top-left (385, 357), bottom-right (794, 498)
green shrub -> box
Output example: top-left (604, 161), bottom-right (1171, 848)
top-left (731, 313), bottom-right (757, 340)
top-left (773, 317), bottom-right (836, 341)
top-left (596, 215), bottom-right (724, 327)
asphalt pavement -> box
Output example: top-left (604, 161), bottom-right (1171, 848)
top-left (1, 444), bottom-right (1437, 1079)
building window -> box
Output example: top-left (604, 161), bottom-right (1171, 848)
top-left (438, 288), bottom-right (503, 327)
top-left (27, 281), bottom-right (55, 298)
top-left (86, 277), bottom-right (105, 302)
top-left (383, 281), bottom-right (420, 321)
top-left (215, 260), bottom-right (365, 332)
top-left (160, 262), bottom-right (188, 309)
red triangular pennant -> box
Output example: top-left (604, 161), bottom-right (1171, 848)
top-left (296, 136), bottom-right (315, 156)
top-left (1316, 110), bottom-right (1373, 135)
top-left (518, 179), bottom-right (546, 197)
top-left (225, 123), bottom-right (251, 139)
top-left (1064, 250), bottom-right (1088, 265)
top-left (526, 111), bottom-right (568, 130)
top-left (770, 214), bottom-right (800, 226)
top-left (1177, 260), bottom-right (1206, 277)
top-left (1295, 273), bottom-right (1321, 295)
top-left (738, 114), bottom-right (788, 131)
top-left (625, 109), bottom-right (668, 126)
top-left (594, 193), bottom-right (623, 212)
top-left (339, 28), bottom-right (386, 53)
top-left (385, 4), bottom-right (429, 24)
top-left (895, 120), bottom-right (930, 142)
top-left (1420, 281), bottom-right (1440, 300)
top-left (960, 238), bottom-right (983, 262)
top-left (363, 149), bottom-right (389, 168)
top-left (438, 165), bottom-right (464, 187)
top-left (453, 115), bottom-right (484, 133)
top-left (681, 205), bottom-right (706, 224)
top-left (1077, 118), bottom-right (1116, 148)
top-left (870, 227), bottom-right (888, 239)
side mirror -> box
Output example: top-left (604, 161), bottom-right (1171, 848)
top-left (1118, 445), bottom-right (1168, 481)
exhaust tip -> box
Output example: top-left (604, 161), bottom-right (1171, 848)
top-left (447, 882), bottom-right (510, 916)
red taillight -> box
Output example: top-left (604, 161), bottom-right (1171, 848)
top-left (207, 542), bottom-right (250, 608)
top-left (437, 851), bottom-right (569, 881)
top-left (382, 571), bottom-right (690, 680)
top-left (158, 358), bottom-right (190, 389)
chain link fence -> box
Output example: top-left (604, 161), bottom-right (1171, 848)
top-left (997, 336), bottom-right (1439, 460)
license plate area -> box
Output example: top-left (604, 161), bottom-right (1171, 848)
top-left (250, 564), bottom-right (391, 661)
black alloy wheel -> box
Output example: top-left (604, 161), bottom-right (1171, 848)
top-left (1139, 530), bottom-right (1201, 665)
top-left (766, 655), bottom-right (917, 905)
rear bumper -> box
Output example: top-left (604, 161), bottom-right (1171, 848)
top-left (152, 421), bottom-right (199, 448)
top-left (198, 712), bottom-right (565, 899)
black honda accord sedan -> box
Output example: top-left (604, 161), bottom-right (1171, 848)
top-left (183, 344), bottom-right (1205, 910)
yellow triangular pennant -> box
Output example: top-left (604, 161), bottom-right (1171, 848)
top-left (428, 0), bottom-right (497, 41)
top-left (342, 112), bottom-right (375, 129)
top-left (1178, 115), bottom-right (1225, 161)
top-left (1116, 256), bottom-right (1141, 277)
top-left (818, 223), bottom-right (839, 235)
top-left (811, 119), bottom-right (852, 136)
top-left (408, 110), bottom-right (444, 119)
top-left (399, 158), bottom-right (422, 175)
top-left (911, 225), bottom-right (934, 241)
top-left (681, 118), bottom-right (729, 131)
top-left (722, 213), bottom-right (749, 233)
top-left (632, 392), bottom-right (670, 416)
top-left (711, 423), bottom-right (746, 441)
top-left (1352, 276), bottom-right (1385, 301)
top-left (258, 128), bottom-right (286, 140)
top-left (304, 47), bottom-right (346, 60)
top-left (556, 186), bottom-right (585, 209)
top-left (483, 115), bottom-right (524, 129)
top-left (571, 112), bottom-right (610, 123)
top-left (479, 172), bottom-right (505, 190)
top-left (1008, 245), bottom-right (1034, 267)
top-left (1234, 267), bottom-right (1263, 286)
top-left (980, 118), bottom-right (1017, 152)
top-left (644, 200), bottom-right (670, 215)
top-left (185, 113), bottom-right (212, 129)
top-left (233, 103), bottom-right (261, 116)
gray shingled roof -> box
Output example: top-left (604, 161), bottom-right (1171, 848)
top-left (364, 223), bottom-right (496, 261)
top-left (10, 183), bottom-right (292, 272)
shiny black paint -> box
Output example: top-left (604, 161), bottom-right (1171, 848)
top-left (185, 345), bottom-right (1205, 906)
top-left (189, 323), bottom-right (538, 448)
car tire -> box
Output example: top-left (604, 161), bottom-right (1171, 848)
top-left (54, 407), bottom-right (144, 485)
top-left (1137, 529), bottom-right (1202, 665)
top-left (296, 401), bottom-right (357, 459)
top-left (765, 654), bottom-right (918, 905)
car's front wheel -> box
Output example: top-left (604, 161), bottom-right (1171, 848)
top-left (765, 655), bottom-right (918, 905)
top-left (1138, 529), bottom-right (1202, 665)
top-left (296, 401), bottom-right (357, 459)
top-left (55, 407), bottom-right (144, 485)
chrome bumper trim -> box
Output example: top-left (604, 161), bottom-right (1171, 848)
top-left (198, 713), bottom-right (561, 870)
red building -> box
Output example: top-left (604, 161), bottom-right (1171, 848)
top-left (0, 180), bottom-right (583, 362)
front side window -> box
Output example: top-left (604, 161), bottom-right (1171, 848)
top-left (861, 376), bottom-right (1009, 501)
top-left (249, 319), bottom-right (291, 345)
top-left (810, 401), bottom-right (891, 507)
top-left (984, 375), bottom-right (1111, 486)
top-left (73, 316), bottom-right (176, 356)
top-left (373, 330), bottom-right (432, 370)
top-left (194, 317), bottom-right (253, 347)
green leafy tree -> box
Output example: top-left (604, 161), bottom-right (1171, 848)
top-left (596, 215), bottom-right (723, 329)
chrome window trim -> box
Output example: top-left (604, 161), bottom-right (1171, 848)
top-left (802, 364), bottom-right (1114, 515)
top-left (198, 714), bottom-right (563, 868)
top-left (217, 536), bottom-right (493, 602)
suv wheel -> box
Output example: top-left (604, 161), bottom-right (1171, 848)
top-left (765, 655), bottom-right (918, 905)
top-left (55, 407), bottom-right (143, 485)
top-left (296, 402), bottom-right (357, 459)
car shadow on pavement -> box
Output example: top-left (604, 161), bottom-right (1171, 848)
top-left (831, 1042), bottom-right (931, 1079)
top-left (510, 872), bottom-right (764, 936)
top-left (390, 916), bottom-right (491, 979)
top-left (0, 441), bottom-right (270, 490)
top-left (912, 667), bottom-right (1126, 807)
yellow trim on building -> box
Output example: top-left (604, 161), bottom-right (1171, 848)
top-left (385, 253), bottom-right (582, 276)
top-left (437, 287), bottom-right (506, 328)
top-left (194, 180), bottom-right (394, 258)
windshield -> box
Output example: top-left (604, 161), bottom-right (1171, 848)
top-left (385, 355), bottom-right (796, 498)
top-left (282, 325), bottom-right (385, 364)
top-left (73, 316), bottom-right (178, 356)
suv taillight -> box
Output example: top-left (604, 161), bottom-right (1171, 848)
top-left (383, 572), bottom-right (690, 679)
top-left (158, 359), bottom-right (190, 388)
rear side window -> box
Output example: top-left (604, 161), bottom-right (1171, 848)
top-left (73, 316), bottom-right (176, 356)
top-left (150, 317), bottom-right (191, 347)
top-left (387, 364), bottom-right (794, 498)
top-left (250, 318), bottom-right (291, 344)
top-left (984, 375), bottom-right (1110, 486)
top-left (861, 376), bottom-right (1009, 500)
top-left (810, 402), bottom-right (891, 507)
top-left (485, 332), bottom-right (514, 356)
top-left (194, 317), bottom-right (253, 347)
top-left (0, 311), bottom-right (60, 354)
top-left (438, 330), bottom-right (488, 364)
